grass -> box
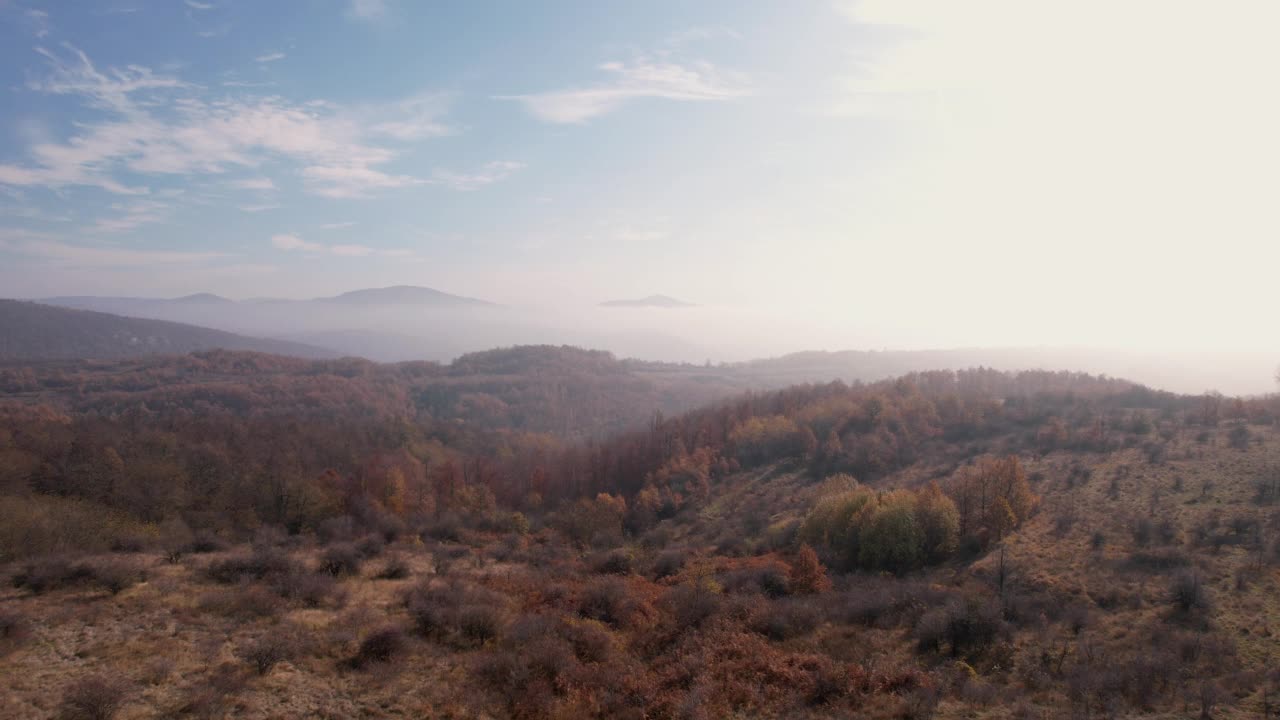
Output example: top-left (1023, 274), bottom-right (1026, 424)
top-left (1, 424), bottom-right (1278, 718)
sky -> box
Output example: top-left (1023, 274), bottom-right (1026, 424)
top-left (2, 1), bottom-right (1279, 354)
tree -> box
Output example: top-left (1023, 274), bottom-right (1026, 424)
top-left (914, 482), bottom-right (960, 563)
top-left (857, 494), bottom-right (925, 574)
top-left (948, 455), bottom-right (1037, 550)
top-left (788, 544), bottom-right (831, 594)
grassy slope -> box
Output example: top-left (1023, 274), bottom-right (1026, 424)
top-left (1, 423), bottom-right (1277, 718)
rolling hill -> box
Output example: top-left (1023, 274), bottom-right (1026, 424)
top-left (0, 300), bottom-right (336, 361)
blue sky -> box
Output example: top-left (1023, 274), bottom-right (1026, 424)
top-left (1, 1), bottom-right (910, 304)
top-left (2, 1), bottom-right (1279, 353)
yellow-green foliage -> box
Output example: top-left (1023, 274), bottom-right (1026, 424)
top-left (728, 415), bottom-right (806, 465)
top-left (800, 475), bottom-right (960, 573)
top-left (857, 490), bottom-right (924, 573)
top-left (0, 493), bottom-right (158, 562)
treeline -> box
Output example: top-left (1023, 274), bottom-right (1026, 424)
top-left (3, 354), bottom-right (1277, 558)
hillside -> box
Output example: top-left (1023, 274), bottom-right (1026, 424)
top-left (0, 300), bottom-right (335, 361)
top-left (1, 362), bottom-right (1278, 717)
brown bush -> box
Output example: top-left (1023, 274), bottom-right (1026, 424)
top-left (374, 554), bottom-right (410, 580)
top-left (351, 626), bottom-right (406, 667)
top-left (354, 534), bottom-right (385, 558)
top-left (1169, 571), bottom-right (1211, 615)
top-left (12, 557), bottom-right (95, 594)
top-left (205, 549), bottom-right (295, 584)
top-left (406, 580), bottom-right (508, 647)
top-left (59, 674), bottom-right (128, 720)
top-left (318, 543), bottom-right (362, 576)
top-left (653, 549), bottom-right (688, 580)
top-left (272, 571), bottom-right (346, 608)
top-left (751, 598), bottom-right (821, 641)
top-left (13, 557), bottom-right (142, 596)
top-left (589, 547), bottom-right (635, 575)
top-left (0, 609), bottom-right (31, 656)
top-left (198, 583), bottom-right (283, 619)
top-left (579, 577), bottom-right (647, 629)
top-left (238, 633), bottom-right (295, 675)
top-left (914, 597), bottom-right (1006, 660)
top-left (184, 531), bottom-right (228, 554)
top-left (92, 560), bottom-right (144, 595)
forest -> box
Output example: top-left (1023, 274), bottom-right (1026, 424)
top-left (2, 347), bottom-right (1280, 718)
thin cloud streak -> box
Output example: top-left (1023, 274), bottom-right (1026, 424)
top-left (501, 58), bottom-right (751, 124)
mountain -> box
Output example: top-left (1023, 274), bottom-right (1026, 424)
top-left (171, 293), bottom-right (233, 304)
top-left (600, 294), bottom-right (695, 308)
top-left (0, 300), bottom-right (336, 361)
top-left (317, 285), bottom-right (497, 307)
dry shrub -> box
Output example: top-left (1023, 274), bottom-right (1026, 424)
top-left (198, 583), bottom-right (283, 619)
top-left (350, 626), bottom-right (406, 668)
top-left (272, 571), bottom-right (346, 609)
top-left (12, 557), bottom-right (142, 596)
top-left (653, 549), bottom-right (688, 580)
top-left (474, 613), bottom-right (625, 719)
top-left (406, 580), bottom-right (509, 647)
top-left (578, 577), bottom-right (653, 630)
top-left (318, 543), bottom-right (362, 576)
top-left (175, 662), bottom-right (246, 720)
top-left (0, 609), bottom-right (31, 656)
top-left (1169, 571), bottom-right (1211, 616)
top-left (649, 625), bottom-right (869, 717)
top-left (914, 597), bottom-right (1007, 660)
top-left (184, 531), bottom-right (228, 554)
top-left (750, 598), bottom-right (821, 641)
top-left (590, 548), bottom-right (635, 575)
top-left (205, 549), bottom-right (295, 584)
top-left (59, 674), bottom-right (128, 720)
top-left (91, 560), bottom-right (144, 595)
top-left (354, 534), bottom-right (385, 559)
top-left (374, 553), bottom-right (410, 580)
top-left (238, 632), bottom-right (296, 675)
top-left (662, 578), bottom-right (724, 630)
top-left (12, 557), bottom-right (93, 594)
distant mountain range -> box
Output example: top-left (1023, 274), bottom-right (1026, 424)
top-left (0, 300), bottom-right (335, 361)
top-left (600, 294), bottom-right (695, 308)
top-left (45, 285), bottom-right (495, 311)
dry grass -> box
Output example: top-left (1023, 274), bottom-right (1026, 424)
top-left (2, 425), bottom-right (1278, 718)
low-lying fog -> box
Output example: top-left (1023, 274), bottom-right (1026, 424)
top-left (43, 296), bottom-right (1279, 397)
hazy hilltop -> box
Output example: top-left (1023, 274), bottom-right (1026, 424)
top-left (27, 290), bottom-right (1278, 394)
top-left (0, 300), bottom-right (334, 361)
top-left (600, 294), bottom-right (695, 308)
top-left (316, 286), bottom-right (497, 307)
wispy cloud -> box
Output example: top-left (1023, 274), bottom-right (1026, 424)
top-left (369, 94), bottom-right (453, 140)
top-left (184, 1), bottom-right (215, 9)
top-left (500, 57), bottom-right (751, 124)
top-left (431, 161), bottom-right (524, 191)
top-left (271, 233), bottom-right (322, 251)
top-left (254, 52), bottom-right (286, 63)
top-left (271, 233), bottom-right (411, 258)
top-left (0, 229), bottom-right (227, 267)
top-left (348, 0), bottom-right (387, 20)
top-left (319, 221), bottom-right (356, 230)
top-left (240, 203), bottom-right (280, 213)
top-left (91, 199), bottom-right (168, 233)
top-left (0, 45), bottom-right (468, 202)
top-left (25, 9), bottom-right (51, 39)
top-left (231, 177), bottom-right (276, 191)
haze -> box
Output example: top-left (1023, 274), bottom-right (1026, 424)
top-left (2, 1), bottom-right (1278, 393)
